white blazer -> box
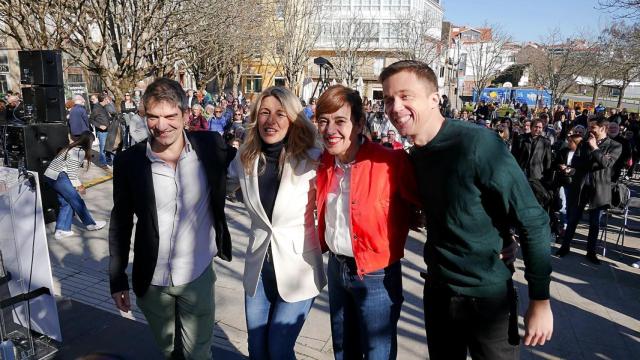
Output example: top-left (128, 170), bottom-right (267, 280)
top-left (230, 147), bottom-right (327, 302)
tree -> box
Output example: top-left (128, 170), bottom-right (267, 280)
top-left (464, 24), bottom-right (512, 102)
top-left (0, 0), bottom-right (194, 101)
top-left (393, 9), bottom-right (443, 66)
top-left (266, 0), bottom-right (322, 95)
top-left (598, 0), bottom-right (640, 18)
top-left (518, 30), bottom-right (590, 106)
top-left (582, 30), bottom-right (616, 104)
top-left (329, 14), bottom-right (375, 87)
top-left (183, 0), bottom-right (268, 94)
top-left (606, 22), bottom-right (640, 107)
top-left (492, 64), bottom-right (527, 86)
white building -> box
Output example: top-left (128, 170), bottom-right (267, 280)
top-left (304, 0), bottom-right (444, 101)
top-left (443, 25), bottom-right (519, 103)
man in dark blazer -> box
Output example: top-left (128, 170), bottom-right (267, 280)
top-left (512, 119), bottom-right (553, 182)
top-left (109, 78), bottom-right (235, 359)
top-left (557, 117), bottom-right (622, 264)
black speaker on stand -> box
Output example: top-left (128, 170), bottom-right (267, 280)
top-left (7, 50), bottom-right (69, 223)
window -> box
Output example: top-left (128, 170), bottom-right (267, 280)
top-left (67, 73), bottom-right (84, 83)
top-left (0, 75), bottom-right (8, 94)
top-left (244, 75), bottom-right (263, 93)
top-left (274, 77), bottom-right (286, 87)
top-left (373, 58), bottom-right (384, 75)
top-left (0, 53), bottom-right (8, 75)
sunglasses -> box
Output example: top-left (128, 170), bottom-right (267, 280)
top-left (215, 111), bottom-right (222, 113)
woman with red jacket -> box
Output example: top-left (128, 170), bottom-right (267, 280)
top-left (315, 85), bottom-right (421, 359)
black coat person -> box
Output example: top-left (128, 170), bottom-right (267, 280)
top-left (511, 132), bottom-right (552, 181)
top-left (568, 137), bottom-right (622, 210)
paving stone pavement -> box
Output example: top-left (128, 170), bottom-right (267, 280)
top-left (32, 151), bottom-right (640, 359)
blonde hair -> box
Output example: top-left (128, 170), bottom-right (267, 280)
top-left (240, 86), bottom-right (318, 175)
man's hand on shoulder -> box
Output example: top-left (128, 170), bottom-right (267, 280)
top-left (112, 290), bottom-right (131, 313)
top-left (524, 299), bottom-right (553, 346)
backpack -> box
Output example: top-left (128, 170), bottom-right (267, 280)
top-left (611, 182), bottom-right (630, 209)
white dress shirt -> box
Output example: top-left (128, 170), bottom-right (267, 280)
top-left (146, 135), bottom-right (217, 287)
top-left (324, 158), bottom-right (355, 257)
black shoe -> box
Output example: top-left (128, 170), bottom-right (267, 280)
top-left (586, 253), bottom-right (601, 265)
top-left (555, 247), bottom-right (570, 257)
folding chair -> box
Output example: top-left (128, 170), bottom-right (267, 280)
top-left (614, 192), bottom-right (640, 255)
top-left (599, 186), bottom-right (632, 257)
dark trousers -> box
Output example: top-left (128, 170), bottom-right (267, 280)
top-left (423, 283), bottom-right (519, 360)
top-left (561, 200), bottom-right (605, 255)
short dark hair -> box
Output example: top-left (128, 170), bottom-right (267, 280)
top-left (142, 78), bottom-right (188, 113)
top-left (97, 94), bottom-right (106, 102)
top-left (532, 119), bottom-right (545, 128)
top-left (590, 116), bottom-right (609, 129)
top-left (568, 134), bottom-right (583, 143)
top-left (316, 85), bottom-right (364, 126)
top-left (378, 60), bottom-right (438, 94)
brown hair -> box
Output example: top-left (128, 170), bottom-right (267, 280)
top-left (315, 85), bottom-right (365, 126)
top-left (240, 86), bottom-right (318, 175)
top-left (142, 78), bottom-right (188, 113)
top-left (378, 60), bottom-right (438, 94)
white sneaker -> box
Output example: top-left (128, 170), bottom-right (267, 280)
top-left (54, 230), bottom-right (75, 240)
top-left (632, 261), bottom-right (640, 269)
top-left (87, 220), bottom-right (106, 231)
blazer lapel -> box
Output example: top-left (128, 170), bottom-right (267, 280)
top-left (271, 157), bottom-right (298, 225)
top-left (137, 144), bottom-right (160, 238)
top-left (245, 158), bottom-right (272, 227)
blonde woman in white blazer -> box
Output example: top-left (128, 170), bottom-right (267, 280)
top-left (229, 87), bottom-right (326, 360)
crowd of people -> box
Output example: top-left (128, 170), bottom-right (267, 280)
top-left (443, 98), bottom-right (638, 266)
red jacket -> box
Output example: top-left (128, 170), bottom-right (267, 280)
top-left (316, 139), bottom-right (422, 276)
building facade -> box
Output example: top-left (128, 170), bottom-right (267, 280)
top-left (442, 24), bottom-right (520, 107)
top-left (303, 0), bottom-right (444, 102)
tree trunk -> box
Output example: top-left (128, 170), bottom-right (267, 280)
top-left (591, 84), bottom-right (600, 105)
top-left (232, 63), bottom-right (243, 97)
top-left (617, 82), bottom-right (629, 108)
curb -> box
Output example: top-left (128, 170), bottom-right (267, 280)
top-left (84, 172), bottom-right (113, 189)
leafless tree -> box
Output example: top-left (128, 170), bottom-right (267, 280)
top-left (518, 30), bottom-right (590, 106)
top-left (264, 0), bottom-right (322, 95)
top-left (329, 14), bottom-right (375, 87)
top-left (183, 0), bottom-right (268, 95)
top-left (598, 0), bottom-right (640, 18)
top-left (0, 0), bottom-right (193, 101)
top-left (605, 22), bottom-right (640, 107)
top-left (581, 29), bottom-right (616, 104)
top-left (392, 9), bottom-right (443, 66)
top-left (464, 24), bottom-right (512, 102)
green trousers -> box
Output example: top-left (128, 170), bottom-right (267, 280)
top-left (137, 263), bottom-right (216, 360)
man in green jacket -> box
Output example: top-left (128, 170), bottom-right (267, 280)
top-left (380, 60), bottom-right (553, 360)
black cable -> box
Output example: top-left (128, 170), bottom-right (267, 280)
top-left (25, 172), bottom-right (37, 352)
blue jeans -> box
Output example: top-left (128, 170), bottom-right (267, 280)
top-left (96, 131), bottom-right (112, 165)
top-left (46, 172), bottom-right (96, 231)
top-left (327, 253), bottom-right (404, 360)
top-left (245, 255), bottom-right (314, 360)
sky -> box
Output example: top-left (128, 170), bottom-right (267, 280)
top-left (441, 0), bottom-right (621, 42)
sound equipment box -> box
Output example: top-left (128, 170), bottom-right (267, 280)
top-left (2, 123), bottom-right (69, 223)
top-left (21, 87), bottom-right (66, 123)
top-left (18, 50), bottom-right (64, 87)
